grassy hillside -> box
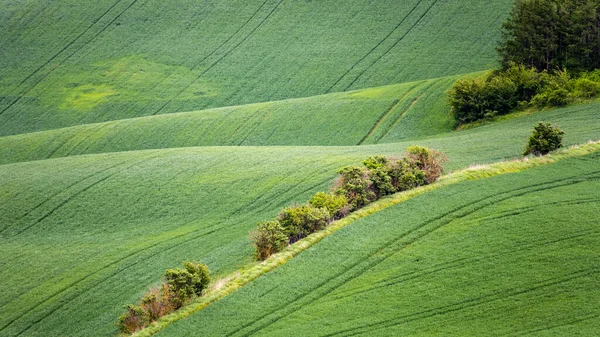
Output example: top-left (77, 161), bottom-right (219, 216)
top-left (1, 96), bottom-right (598, 166)
top-left (0, 0), bottom-right (511, 136)
top-left (156, 150), bottom-right (600, 337)
top-left (1, 107), bottom-right (599, 336)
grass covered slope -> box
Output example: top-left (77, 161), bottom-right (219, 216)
top-left (0, 147), bottom-right (371, 337)
top-left (1, 94), bottom-right (599, 166)
top-left (0, 110), bottom-right (598, 336)
top-left (0, 0), bottom-right (511, 136)
top-left (0, 76), bottom-right (459, 164)
top-left (157, 150), bottom-right (600, 337)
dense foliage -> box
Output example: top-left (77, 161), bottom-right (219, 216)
top-left (524, 122), bottom-right (565, 155)
top-left (499, 0), bottom-right (600, 72)
top-left (117, 261), bottom-right (210, 334)
top-left (250, 147), bottom-right (447, 261)
top-left (449, 64), bottom-right (600, 123)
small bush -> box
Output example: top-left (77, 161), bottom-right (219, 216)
top-left (250, 220), bottom-right (289, 260)
top-left (117, 261), bottom-right (210, 334)
top-left (308, 192), bottom-right (348, 218)
top-left (523, 122), bottom-right (565, 156)
top-left (368, 166), bottom-right (395, 198)
top-left (404, 146), bottom-right (447, 184)
top-left (333, 166), bottom-right (375, 211)
top-left (165, 262), bottom-right (210, 308)
top-left (573, 77), bottom-right (600, 98)
top-left (278, 205), bottom-right (330, 243)
top-left (362, 155), bottom-right (389, 169)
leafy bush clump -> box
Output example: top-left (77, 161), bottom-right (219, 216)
top-left (524, 122), bottom-right (565, 156)
top-left (250, 147), bottom-right (447, 261)
top-left (117, 261), bottom-right (210, 334)
top-left (250, 221), bottom-right (289, 260)
top-left (334, 166), bottom-right (376, 211)
top-left (278, 205), bottom-right (331, 243)
top-left (449, 65), bottom-right (600, 124)
top-left (308, 192), bottom-right (348, 219)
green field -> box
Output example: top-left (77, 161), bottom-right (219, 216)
top-left (0, 104), bottom-right (599, 336)
top-left (0, 0), bottom-right (511, 136)
top-left (0, 76), bottom-right (458, 164)
top-left (157, 150), bottom-right (600, 337)
top-left (2, 0), bottom-right (599, 336)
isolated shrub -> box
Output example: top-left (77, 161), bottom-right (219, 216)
top-left (523, 122), bottom-right (565, 156)
top-left (165, 261), bottom-right (210, 308)
top-left (404, 146), bottom-right (447, 184)
top-left (250, 220), bottom-right (289, 260)
top-left (278, 205), bottom-right (330, 243)
top-left (334, 166), bottom-right (375, 211)
top-left (362, 155), bottom-right (389, 169)
top-left (309, 192), bottom-right (348, 218)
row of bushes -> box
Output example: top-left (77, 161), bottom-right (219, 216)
top-left (250, 146), bottom-right (447, 261)
top-left (117, 261), bottom-right (210, 334)
top-left (449, 63), bottom-right (600, 124)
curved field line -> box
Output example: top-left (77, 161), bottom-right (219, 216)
top-left (376, 79), bottom-right (440, 142)
top-left (9, 223), bottom-right (225, 337)
top-left (0, 0), bottom-right (137, 118)
top-left (343, 0), bottom-right (440, 92)
top-left (0, 158), bottom-right (129, 236)
top-left (2, 153), bottom-right (160, 239)
top-left (131, 143), bottom-right (600, 337)
top-left (357, 81), bottom-right (423, 145)
top-left (151, 0), bottom-right (286, 116)
top-left (0, 0), bottom-right (123, 109)
top-left (512, 313), bottom-right (600, 336)
top-left (328, 269), bottom-right (600, 337)
top-left (325, 0), bottom-right (425, 94)
top-left (131, 0), bottom-right (272, 117)
top-left (225, 173), bottom-right (600, 336)
top-left (326, 225), bottom-right (600, 303)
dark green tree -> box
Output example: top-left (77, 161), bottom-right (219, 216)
top-left (499, 0), bottom-right (600, 72)
top-left (523, 122), bottom-right (565, 155)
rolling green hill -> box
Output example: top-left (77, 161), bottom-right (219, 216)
top-left (2, 0), bottom-right (599, 336)
top-left (0, 96), bottom-right (598, 166)
top-left (157, 148), bottom-right (600, 337)
top-left (0, 76), bottom-right (457, 164)
top-left (0, 0), bottom-right (511, 136)
top-left (1, 104), bottom-right (599, 336)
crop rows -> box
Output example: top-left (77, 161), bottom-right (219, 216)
top-left (156, 151), bottom-right (600, 336)
top-left (0, 0), bottom-right (511, 136)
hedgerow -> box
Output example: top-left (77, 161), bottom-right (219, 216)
top-left (117, 261), bottom-right (210, 334)
top-left (250, 146), bottom-right (446, 260)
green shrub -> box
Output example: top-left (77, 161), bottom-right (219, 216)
top-left (368, 166), bottom-right (395, 198)
top-left (362, 155), bottom-right (389, 169)
top-left (278, 205), bottom-right (330, 243)
top-left (448, 73), bottom-right (518, 123)
top-left (250, 220), bottom-right (289, 260)
top-left (573, 77), bottom-right (600, 98)
top-left (164, 261), bottom-right (210, 308)
top-left (523, 122), bottom-right (565, 156)
top-left (308, 192), bottom-right (348, 219)
top-left (404, 146), bottom-right (447, 184)
top-left (334, 166), bottom-right (375, 211)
